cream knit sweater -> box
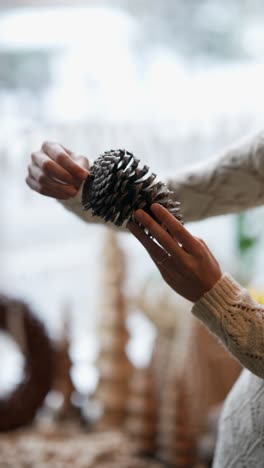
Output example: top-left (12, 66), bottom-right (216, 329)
top-left (60, 130), bottom-right (264, 467)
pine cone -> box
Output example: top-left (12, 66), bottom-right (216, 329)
top-left (82, 149), bottom-right (182, 227)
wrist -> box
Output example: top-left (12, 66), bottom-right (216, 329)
top-left (202, 270), bottom-right (222, 298)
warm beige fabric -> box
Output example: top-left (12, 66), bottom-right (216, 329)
top-left (192, 274), bottom-right (264, 467)
top-left (167, 129), bottom-right (264, 222)
top-left (193, 273), bottom-right (264, 379)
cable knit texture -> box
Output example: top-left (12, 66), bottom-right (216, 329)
top-left (193, 273), bottom-right (264, 378)
top-left (58, 129), bottom-right (264, 467)
top-left (213, 370), bottom-right (264, 468)
top-left (167, 130), bottom-right (264, 222)
top-left (193, 274), bottom-right (264, 467)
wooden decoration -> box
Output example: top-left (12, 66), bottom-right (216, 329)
top-left (156, 315), bottom-right (196, 467)
top-left (92, 230), bottom-right (133, 429)
top-left (0, 428), bottom-right (165, 467)
top-left (0, 295), bottom-right (54, 431)
top-left (125, 367), bottom-right (158, 456)
top-left (151, 332), bottom-right (176, 402)
top-left (157, 376), bottom-right (196, 468)
top-left (157, 318), bottom-right (242, 467)
top-left (136, 277), bottom-right (192, 398)
top-left (180, 320), bottom-right (241, 465)
top-left (52, 307), bottom-right (77, 420)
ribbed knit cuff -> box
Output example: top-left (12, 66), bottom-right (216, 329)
top-left (57, 181), bottom-right (121, 229)
top-left (192, 273), bottom-right (243, 333)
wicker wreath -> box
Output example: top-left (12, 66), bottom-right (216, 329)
top-left (0, 295), bottom-right (54, 431)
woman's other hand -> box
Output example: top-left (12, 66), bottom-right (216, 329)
top-left (26, 141), bottom-right (90, 199)
top-left (128, 203), bottom-right (222, 302)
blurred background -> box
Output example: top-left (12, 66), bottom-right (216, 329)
top-left (1, 0), bottom-right (264, 411)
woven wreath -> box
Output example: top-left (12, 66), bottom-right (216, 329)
top-left (0, 295), bottom-right (54, 431)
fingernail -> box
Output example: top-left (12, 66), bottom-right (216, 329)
top-left (151, 203), bottom-right (160, 213)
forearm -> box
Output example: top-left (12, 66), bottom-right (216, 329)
top-left (192, 273), bottom-right (264, 378)
top-left (167, 129), bottom-right (264, 222)
top-left (58, 128), bottom-right (264, 226)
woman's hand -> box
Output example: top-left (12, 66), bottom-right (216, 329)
top-left (128, 203), bottom-right (222, 303)
top-left (26, 141), bottom-right (90, 199)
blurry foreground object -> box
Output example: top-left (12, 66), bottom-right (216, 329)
top-left (158, 319), bottom-right (241, 467)
top-left (157, 330), bottom-right (196, 468)
top-left (125, 367), bottom-right (158, 456)
top-left (133, 273), bottom-right (196, 465)
top-left (234, 212), bottom-right (260, 286)
top-left (0, 295), bottom-right (54, 431)
top-left (0, 428), bottom-right (165, 467)
top-left (136, 276), bottom-right (191, 399)
top-left (247, 287), bottom-right (264, 305)
top-left (50, 308), bottom-right (82, 423)
top-left (86, 230), bottom-right (133, 429)
top-left (134, 274), bottom-right (241, 466)
top-left (82, 149), bottom-right (182, 227)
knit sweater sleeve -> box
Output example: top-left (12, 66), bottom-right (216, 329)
top-left (192, 273), bottom-right (264, 378)
top-left (58, 129), bottom-right (264, 225)
top-left (167, 129), bottom-right (264, 222)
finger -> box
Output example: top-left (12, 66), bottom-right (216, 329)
top-left (151, 203), bottom-right (200, 255)
top-left (69, 156), bottom-right (91, 187)
top-left (128, 222), bottom-right (187, 288)
top-left (63, 152), bottom-right (91, 186)
top-left (28, 165), bottom-right (78, 197)
top-left (75, 155), bottom-right (91, 171)
top-left (196, 237), bottom-right (208, 248)
top-left (42, 141), bottom-right (89, 180)
top-left (134, 209), bottom-right (186, 264)
top-left (128, 221), bottom-right (171, 268)
top-left (62, 146), bottom-right (91, 171)
top-left (62, 145), bottom-right (76, 157)
top-left (31, 151), bottom-right (75, 184)
top-left (26, 176), bottom-right (73, 200)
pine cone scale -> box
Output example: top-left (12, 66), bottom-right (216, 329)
top-left (82, 149), bottom-right (182, 227)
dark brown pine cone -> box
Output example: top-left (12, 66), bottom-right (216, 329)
top-left (82, 149), bottom-right (182, 227)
